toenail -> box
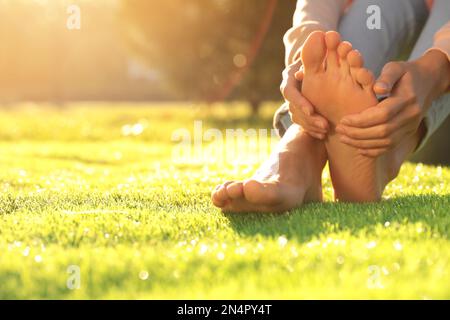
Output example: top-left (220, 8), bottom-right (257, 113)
top-left (315, 121), bottom-right (327, 130)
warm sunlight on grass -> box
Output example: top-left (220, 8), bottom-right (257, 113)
top-left (0, 103), bottom-right (448, 299)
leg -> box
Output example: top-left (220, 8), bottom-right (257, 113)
top-left (212, 124), bottom-right (327, 213)
top-left (301, 31), bottom-right (385, 201)
top-left (273, 0), bottom-right (428, 148)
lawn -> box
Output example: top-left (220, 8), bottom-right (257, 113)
top-left (0, 102), bottom-right (449, 299)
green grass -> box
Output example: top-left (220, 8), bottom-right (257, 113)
top-left (0, 102), bottom-right (449, 299)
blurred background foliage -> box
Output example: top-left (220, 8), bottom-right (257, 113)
top-left (0, 0), bottom-right (448, 164)
top-left (121, 0), bottom-right (294, 113)
top-left (0, 0), bottom-right (294, 112)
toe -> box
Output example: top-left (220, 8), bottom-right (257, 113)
top-left (337, 41), bottom-right (352, 74)
top-left (337, 41), bottom-right (352, 59)
top-left (301, 31), bottom-right (326, 74)
top-left (347, 49), bottom-right (364, 80)
top-left (226, 182), bottom-right (244, 199)
top-left (325, 31), bottom-right (341, 69)
top-left (356, 68), bottom-right (375, 92)
top-left (211, 181), bottom-right (234, 208)
top-left (242, 180), bottom-right (282, 206)
top-left (347, 49), bottom-right (363, 68)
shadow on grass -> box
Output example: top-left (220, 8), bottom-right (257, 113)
top-left (224, 194), bottom-right (450, 243)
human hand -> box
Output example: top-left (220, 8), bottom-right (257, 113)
top-left (336, 50), bottom-right (450, 157)
top-left (280, 59), bottom-right (329, 139)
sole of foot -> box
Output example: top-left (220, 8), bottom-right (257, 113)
top-left (301, 31), bottom-right (384, 202)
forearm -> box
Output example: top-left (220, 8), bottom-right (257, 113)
top-left (424, 21), bottom-right (450, 92)
top-left (419, 50), bottom-right (450, 95)
top-left (411, 50), bottom-right (450, 115)
top-left (284, 0), bottom-right (347, 66)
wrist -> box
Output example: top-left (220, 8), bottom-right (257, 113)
top-left (416, 50), bottom-right (450, 97)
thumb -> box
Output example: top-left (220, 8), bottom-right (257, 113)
top-left (295, 66), bottom-right (304, 81)
top-left (374, 62), bottom-right (407, 95)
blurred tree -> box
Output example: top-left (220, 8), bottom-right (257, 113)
top-left (0, 0), bottom-right (163, 103)
top-left (120, 0), bottom-right (296, 114)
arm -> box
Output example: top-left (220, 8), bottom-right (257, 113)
top-left (281, 0), bottom-right (347, 139)
top-left (336, 21), bottom-right (450, 157)
top-left (423, 21), bottom-right (450, 90)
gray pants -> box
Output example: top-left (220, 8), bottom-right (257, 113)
top-left (274, 0), bottom-right (450, 151)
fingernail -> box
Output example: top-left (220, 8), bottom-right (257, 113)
top-left (375, 82), bottom-right (389, 91)
top-left (303, 107), bottom-right (312, 116)
top-left (341, 118), bottom-right (351, 125)
top-left (335, 126), bottom-right (344, 134)
top-left (314, 120), bottom-right (324, 129)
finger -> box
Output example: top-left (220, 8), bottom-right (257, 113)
top-left (300, 122), bottom-right (327, 134)
top-left (288, 100), bottom-right (312, 118)
top-left (306, 132), bottom-right (326, 140)
top-left (300, 100), bottom-right (314, 116)
top-left (283, 85), bottom-right (315, 116)
top-left (338, 102), bottom-right (422, 139)
top-left (281, 61), bottom-right (303, 102)
top-left (291, 112), bottom-right (328, 134)
top-left (312, 117), bottom-right (329, 131)
top-left (305, 114), bottom-right (329, 132)
top-left (340, 97), bottom-right (406, 128)
top-left (374, 61), bottom-right (407, 95)
top-left (339, 136), bottom-right (392, 149)
top-left (295, 68), bottom-right (304, 81)
top-left (289, 102), bottom-right (328, 131)
top-left (358, 148), bottom-right (389, 158)
top-left (336, 123), bottom-right (393, 140)
top-left (343, 118), bottom-right (420, 152)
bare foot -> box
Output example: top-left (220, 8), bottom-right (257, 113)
top-left (211, 124), bottom-right (326, 213)
top-left (301, 31), bottom-right (386, 202)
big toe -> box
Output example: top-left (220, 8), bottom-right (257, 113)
top-left (301, 31), bottom-right (326, 74)
top-left (325, 31), bottom-right (341, 69)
